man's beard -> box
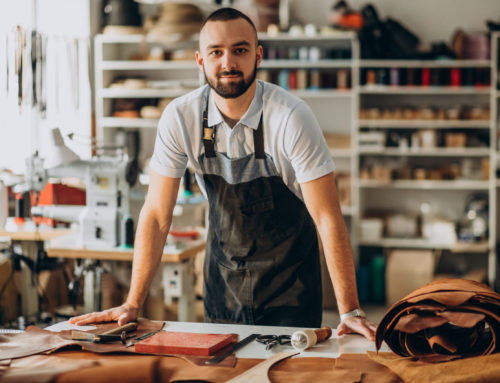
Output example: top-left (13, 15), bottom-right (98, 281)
top-left (204, 62), bottom-right (257, 99)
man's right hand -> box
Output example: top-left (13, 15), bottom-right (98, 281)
top-left (68, 302), bottom-right (139, 326)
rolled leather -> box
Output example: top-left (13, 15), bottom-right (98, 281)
top-left (375, 278), bottom-right (500, 362)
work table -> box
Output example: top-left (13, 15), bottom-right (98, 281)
top-left (47, 320), bottom-right (389, 359)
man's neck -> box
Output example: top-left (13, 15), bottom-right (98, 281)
top-left (212, 81), bottom-right (257, 128)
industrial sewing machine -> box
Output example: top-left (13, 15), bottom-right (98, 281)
top-left (25, 128), bottom-right (137, 248)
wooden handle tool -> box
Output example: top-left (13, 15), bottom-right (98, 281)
top-left (290, 326), bottom-right (332, 351)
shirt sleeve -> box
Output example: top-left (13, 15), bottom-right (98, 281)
top-left (149, 100), bottom-right (188, 178)
top-left (283, 101), bottom-right (336, 184)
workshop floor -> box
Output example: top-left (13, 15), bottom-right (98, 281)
top-left (322, 304), bottom-right (389, 328)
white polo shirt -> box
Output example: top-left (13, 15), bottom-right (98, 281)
top-left (150, 80), bottom-right (335, 201)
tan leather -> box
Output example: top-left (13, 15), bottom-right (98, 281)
top-left (375, 278), bottom-right (500, 362)
top-left (2, 355), bottom-right (97, 383)
top-left (0, 350), bottom-right (404, 383)
top-left (369, 351), bottom-right (500, 383)
top-left (0, 319), bottom-right (164, 361)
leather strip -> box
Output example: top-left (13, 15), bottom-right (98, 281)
top-left (375, 278), bottom-right (500, 362)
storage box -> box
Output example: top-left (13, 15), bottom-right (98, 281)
top-left (386, 249), bottom-right (435, 305)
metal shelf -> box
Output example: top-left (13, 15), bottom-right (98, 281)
top-left (358, 120), bottom-right (490, 129)
top-left (95, 34), bottom-right (199, 45)
top-left (330, 148), bottom-right (353, 158)
top-left (359, 59), bottom-right (491, 68)
top-left (260, 59), bottom-right (352, 69)
top-left (358, 86), bottom-right (491, 95)
top-left (258, 31), bottom-right (356, 41)
top-left (359, 237), bottom-right (489, 252)
top-left (99, 88), bottom-right (193, 98)
top-left (291, 89), bottom-right (353, 99)
top-left (358, 179), bottom-right (490, 190)
top-left (358, 148), bottom-right (490, 157)
top-left (99, 60), bottom-right (198, 70)
top-left (100, 117), bottom-right (159, 128)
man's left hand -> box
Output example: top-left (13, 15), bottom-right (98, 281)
top-left (336, 317), bottom-right (377, 341)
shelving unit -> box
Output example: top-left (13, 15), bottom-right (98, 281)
top-left (356, 55), bottom-right (496, 289)
top-left (93, 31), bottom-right (500, 293)
top-left (94, 33), bottom-right (200, 151)
top-left (257, 31), bottom-right (359, 229)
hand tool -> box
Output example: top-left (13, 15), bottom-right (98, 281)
top-left (291, 326), bottom-right (332, 351)
top-left (204, 333), bottom-right (260, 365)
top-left (125, 321), bottom-right (166, 348)
top-left (71, 322), bottom-right (137, 344)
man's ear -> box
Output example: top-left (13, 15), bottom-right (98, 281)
top-left (195, 50), bottom-right (204, 71)
top-left (256, 45), bottom-right (263, 68)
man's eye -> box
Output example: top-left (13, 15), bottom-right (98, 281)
top-left (235, 48), bottom-right (247, 54)
top-left (210, 50), bottom-right (221, 56)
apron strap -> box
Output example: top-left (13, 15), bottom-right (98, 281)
top-left (202, 91), bottom-right (265, 159)
top-left (253, 114), bottom-right (265, 159)
top-left (202, 96), bottom-right (217, 158)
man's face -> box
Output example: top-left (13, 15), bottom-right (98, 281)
top-left (196, 18), bottom-right (263, 99)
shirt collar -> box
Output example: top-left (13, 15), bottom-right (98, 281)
top-left (206, 80), bottom-right (263, 130)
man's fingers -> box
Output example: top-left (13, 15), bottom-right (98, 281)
top-left (336, 318), bottom-right (377, 341)
top-left (69, 310), bottom-right (116, 325)
top-left (117, 311), bottom-right (136, 326)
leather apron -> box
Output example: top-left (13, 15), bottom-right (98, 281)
top-left (199, 89), bottom-right (322, 327)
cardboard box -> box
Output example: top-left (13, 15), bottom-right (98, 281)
top-left (386, 249), bottom-right (435, 305)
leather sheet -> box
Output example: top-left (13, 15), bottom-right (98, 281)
top-left (368, 351), bottom-right (500, 383)
top-left (0, 319), bottom-right (164, 361)
top-left (375, 278), bottom-right (500, 362)
top-left (58, 352), bottom-right (402, 383)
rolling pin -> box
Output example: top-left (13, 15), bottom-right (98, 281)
top-left (290, 326), bottom-right (332, 351)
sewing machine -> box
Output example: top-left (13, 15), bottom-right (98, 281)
top-left (25, 128), bottom-right (135, 248)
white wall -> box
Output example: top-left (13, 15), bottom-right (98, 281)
top-left (291, 0), bottom-right (500, 44)
top-left (0, 0), bottom-right (92, 175)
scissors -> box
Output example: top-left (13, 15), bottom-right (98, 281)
top-left (256, 334), bottom-right (291, 350)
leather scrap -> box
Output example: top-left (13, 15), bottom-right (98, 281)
top-left (368, 351), bottom-right (500, 383)
top-left (375, 278), bottom-right (500, 362)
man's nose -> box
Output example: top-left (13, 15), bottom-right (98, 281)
top-left (221, 52), bottom-right (236, 70)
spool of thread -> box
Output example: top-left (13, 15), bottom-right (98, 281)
top-left (308, 46), bottom-right (321, 62)
top-left (366, 70), bottom-right (376, 86)
top-left (336, 69), bottom-right (348, 90)
top-left (297, 69), bottom-right (308, 89)
top-left (278, 69), bottom-right (289, 89)
top-left (291, 327), bottom-right (332, 351)
top-left (309, 69), bottom-right (321, 90)
top-left (288, 70), bottom-right (297, 90)
top-left (120, 215), bottom-right (135, 248)
top-left (376, 68), bottom-right (388, 85)
top-left (451, 68), bottom-right (461, 86)
top-left (421, 68), bottom-right (430, 86)
top-left (406, 68), bottom-right (415, 86)
top-left (298, 46), bottom-right (309, 61)
top-left (389, 68), bottom-right (399, 86)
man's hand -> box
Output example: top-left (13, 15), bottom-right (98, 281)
top-left (336, 317), bottom-right (377, 341)
top-left (68, 303), bottom-right (139, 326)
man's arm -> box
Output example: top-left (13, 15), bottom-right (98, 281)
top-left (300, 171), bottom-right (376, 341)
top-left (69, 170), bottom-right (181, 325)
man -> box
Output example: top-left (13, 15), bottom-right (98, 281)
top-left (70, 8), bottom-right (376, 340)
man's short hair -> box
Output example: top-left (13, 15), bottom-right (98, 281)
top-left (202, 7), bottom-right (257, 36)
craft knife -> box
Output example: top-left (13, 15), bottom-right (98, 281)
top-left (205, 333), bottom-right (260, 365)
